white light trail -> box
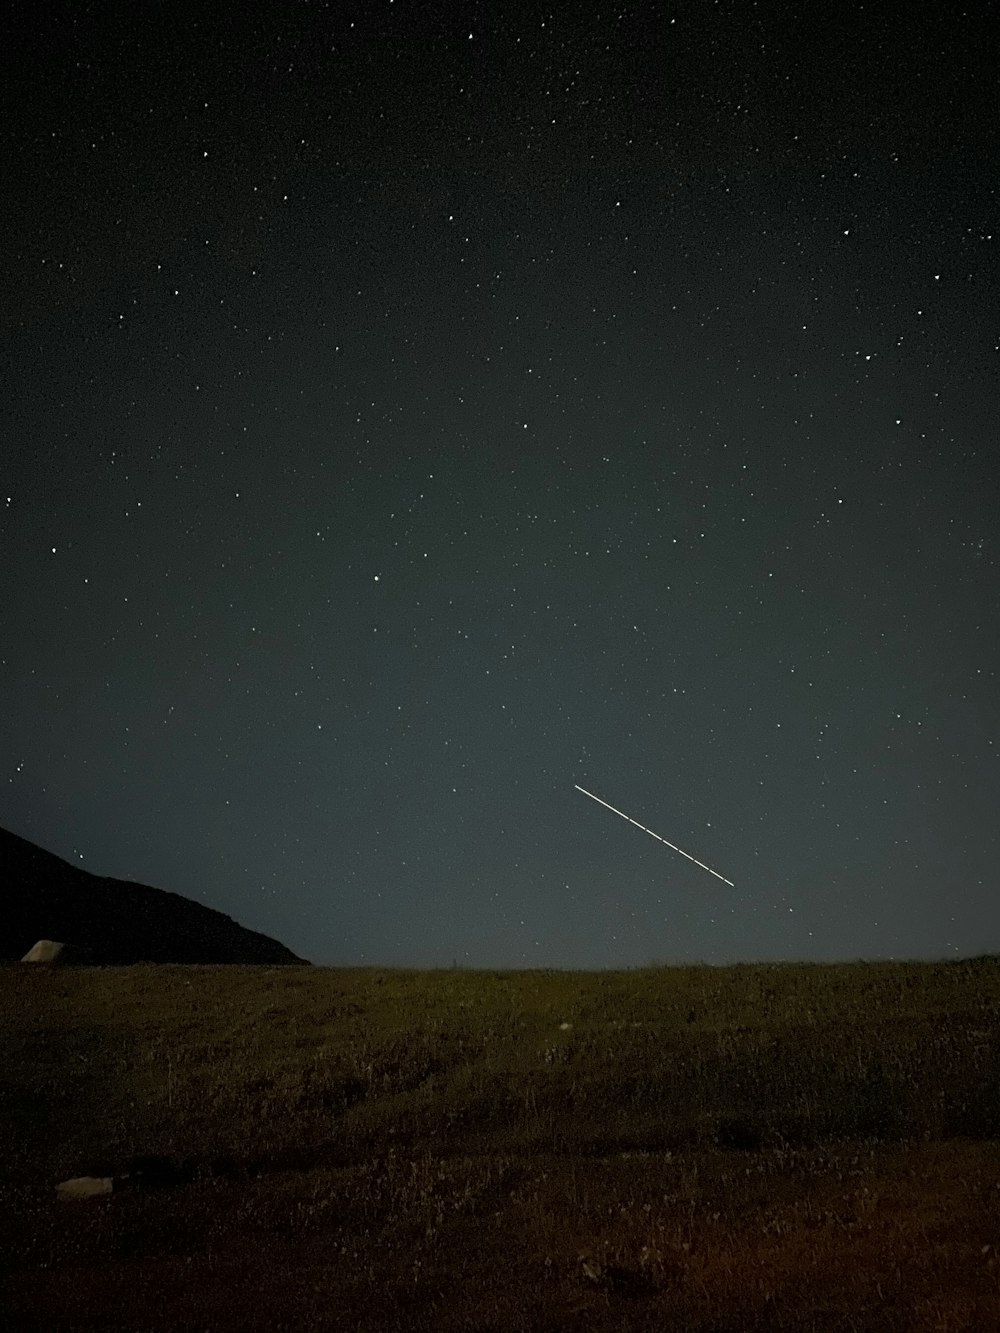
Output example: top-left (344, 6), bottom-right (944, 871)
top-left (574, 784), bottom-right (735, 886)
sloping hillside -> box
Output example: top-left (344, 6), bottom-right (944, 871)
top-left (2, 827), bottom-right (305, 965)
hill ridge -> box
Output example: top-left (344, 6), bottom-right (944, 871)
top-left (2, 825), bottom-right (306, 965)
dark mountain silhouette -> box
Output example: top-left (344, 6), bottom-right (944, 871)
top-left (3, 827), bottom-right (306, 965)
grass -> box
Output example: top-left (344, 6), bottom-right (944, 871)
top-left (2, 957), bottom-right (1000, 1329)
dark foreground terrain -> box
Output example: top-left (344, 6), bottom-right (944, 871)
top-left (3, 959), bottom-right (1000, 1330)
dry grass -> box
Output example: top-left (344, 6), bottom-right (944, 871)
top-left (2, 957), bottom-right (1000, 1329)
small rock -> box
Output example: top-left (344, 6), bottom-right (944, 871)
top-left (22, 940), bottom-right (92, 965)
top-left (56, 1176), bottom-right (114, 1200)
top-left (579, 1254), bottom-right (603, 1283)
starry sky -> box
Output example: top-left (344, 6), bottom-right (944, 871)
top-left (3, 2), bottom-right (997, 968)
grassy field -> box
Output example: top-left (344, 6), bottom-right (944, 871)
top-left (3, 957), bottom-right (1000, 1330)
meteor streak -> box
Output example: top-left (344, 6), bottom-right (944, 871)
top-left (574, 784), bottom-right (735, 886)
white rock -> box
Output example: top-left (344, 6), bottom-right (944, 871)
top-left (56, 1176), bottom-right (114, 1200)
top-left (22, 940), bottom-right (68, 964)
top-left (22, 940), bottom-right (91, 965)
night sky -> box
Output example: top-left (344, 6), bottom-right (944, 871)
top-left (3, 3), bottom-right (997, 968)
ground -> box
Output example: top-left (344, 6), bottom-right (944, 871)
top-left (2, 959), bottom-right (999, 1329)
